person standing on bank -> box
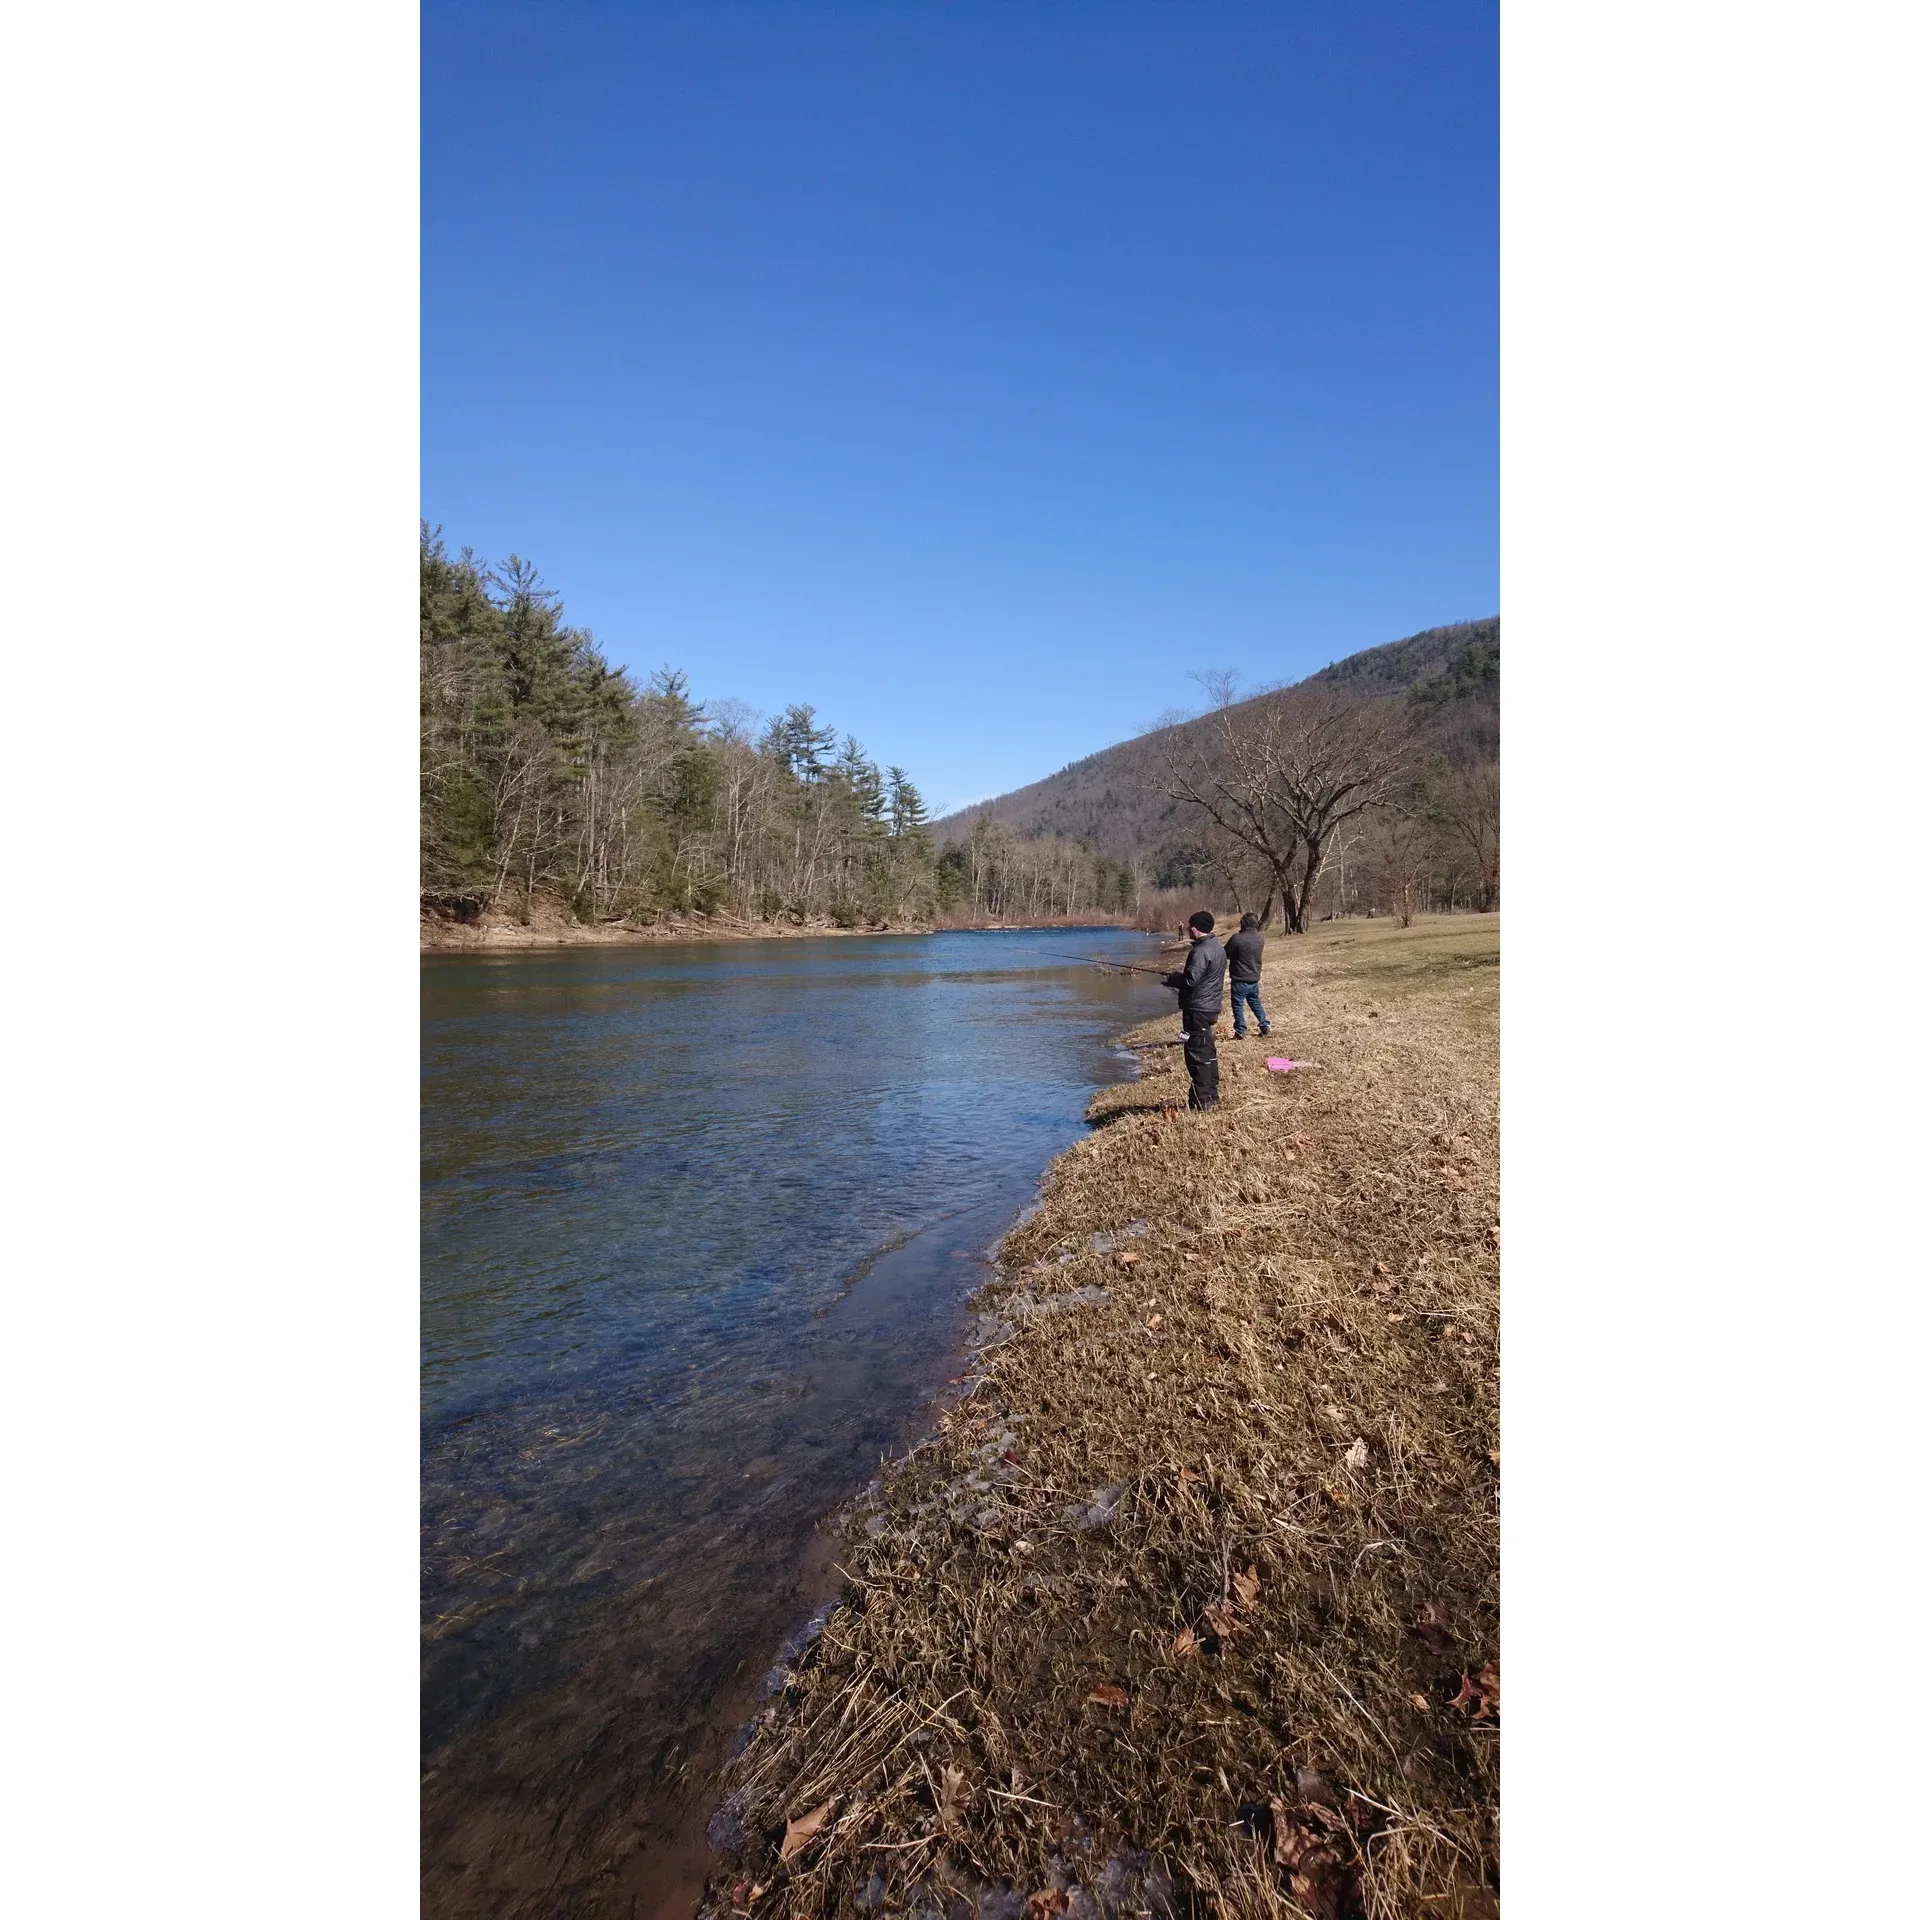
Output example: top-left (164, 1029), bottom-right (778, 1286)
top-left (1224, 912), bottom-right (1272, 1040)
top-left (1163, 911), bottom-right (1226, 1110)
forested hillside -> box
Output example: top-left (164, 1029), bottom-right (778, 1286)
top-left (937, 618), bottom-right (1499, 921)
top-left (419, 531), bottom-right (1134, 929)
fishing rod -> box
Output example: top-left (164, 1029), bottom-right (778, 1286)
top-left (1004, 943), bottom-right (1174, 978)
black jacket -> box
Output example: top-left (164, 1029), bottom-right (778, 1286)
top-left (1224, 927), bottom-right (1265, 982)
top-left (1165, 934), bottom-right (1226, 1018)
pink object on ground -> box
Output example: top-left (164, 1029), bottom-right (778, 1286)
top-left (1265, 1057), bottom-right (1320, 1072)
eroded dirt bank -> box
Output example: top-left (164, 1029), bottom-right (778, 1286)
top-left (702, 917), bottom-right (1500, 1920)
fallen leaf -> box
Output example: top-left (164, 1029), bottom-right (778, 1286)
top-left (1177, 1465), bottom-right (1201, 1487)
top-left (1373, 1261), bottom-right (1389, 1276)
top-left (1344, 1438), bottom-right (1369, 1471)
top-left (1172, 1626), bottom-right (1199, 1658)
top-left (748, 1885), bottom-right (766, 1904)
top-left (1488, 1448), bottom-right (1500, 1466)
top-left (1145, 1313), bottom-right (1164, 1333)
top-left (1474, 1661), bottom-right (1500, 1719)
top-left (1323, 1484), bottom-right (1351, 1507)
top-left (1117, 1251), bottom-right (1139, 1266)
top-left (1410, 1693), bottom-right (1431, 1713)
top-left (1028, 1892), bottom-right (1070, 1917)
top-left (1013, 1539), bottom-right (1034, 1554)
top-left (937, 1764), bottom-right (970, 1833)
top-left (1233, 1564), bottom-right (1261, 1607)
top-left (779, 1800), bottom-right (833, 1861)
top-left (1086, 1684), bottom-right (1130, 1709)
top-left (1386, 1312), bottom-right (1406, 1323)
top-left (1203, 1602), bottom-right (1241, 1640)
top-left (1415, 1601), bottom-right (1457, 1658)
top-left (1449, 1670), bottom-right (1478, 1714)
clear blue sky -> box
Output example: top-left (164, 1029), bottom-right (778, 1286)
top-left (423, 1), bottom-right (1496, 815)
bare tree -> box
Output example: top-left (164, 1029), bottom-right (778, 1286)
top-left (1424, 758), bottom-right (1500, 910)
top-left (1163, 681), bottom-right (1418, 932)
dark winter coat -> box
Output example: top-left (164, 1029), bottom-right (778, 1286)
top-left (1164, 934), bottom-right (1226, 1019)
top-left (1224, 927), bottom-right (1265, 982)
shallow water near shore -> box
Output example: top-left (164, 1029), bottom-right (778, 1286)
top-left (421, 929), bottom-right (1167, 1917)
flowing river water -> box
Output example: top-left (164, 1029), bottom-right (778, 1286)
top-left (421, 929), bottom-right (1169, 1918)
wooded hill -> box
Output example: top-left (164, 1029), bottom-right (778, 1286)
top-left (936, 618), bottom-right (1499, 920)
top-left (419, 529), bottom-right (1135, 929)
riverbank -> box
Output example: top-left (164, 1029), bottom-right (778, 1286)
top-left (420, 907), bottom-right (1139, 951)
top-left (703, 915), bottom-right (1499, 1920)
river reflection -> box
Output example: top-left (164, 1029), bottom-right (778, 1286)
top-left (421, 930), bottom-right (1166, 1917)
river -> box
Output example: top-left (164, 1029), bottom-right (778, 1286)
top-left (421, 928), bottom-right (1169, 1917)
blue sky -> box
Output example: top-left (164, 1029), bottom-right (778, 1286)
top-left (423, 1), bottom-right (1497, 814)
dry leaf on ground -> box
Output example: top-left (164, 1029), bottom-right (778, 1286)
top-left (1233, 1565), bottom-right (1261, 1607)
top-left (779, 1801), bottom-right (833, 1861)
top-left (936, 1765), bottom-right (969, 1833)
top-left (1416, 1601), bottom-right (1457, 1658)
top-left (1085, 1684), bottom-right (1130, 1709)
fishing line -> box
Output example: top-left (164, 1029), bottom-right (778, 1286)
top-left (1000, 942), bottom-right (1177, 978)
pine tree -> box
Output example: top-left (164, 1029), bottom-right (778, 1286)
top-left (886, 767), bottom-right (929, 842)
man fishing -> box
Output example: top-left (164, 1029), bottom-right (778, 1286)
top-left (1224, 912), bottom-right (1272, 1040)
top-left (1162, 911), bottom-right (1226, 1110)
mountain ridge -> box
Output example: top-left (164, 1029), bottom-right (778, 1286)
top-left (935, 617), bottom-right (1498, 885)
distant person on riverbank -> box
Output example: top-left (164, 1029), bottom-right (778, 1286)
top-left (1224, 913), bottom-right (1272, 1040)
top-left (1163, 912), bottom-right (1225, 1110)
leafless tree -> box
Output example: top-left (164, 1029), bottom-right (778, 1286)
top-left (1163, 680), bottom-right (1418, 932)
top-left (1424, 758), bottom-right (1499, 910)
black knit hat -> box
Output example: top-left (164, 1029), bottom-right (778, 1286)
top-left (1188, 911), bottom-right (1215, 934)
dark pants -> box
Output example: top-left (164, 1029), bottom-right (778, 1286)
top-left (1231, 980), bottom-right (1271, 1038)
top-left (1183, 1009), bottom-right (1220, 1110)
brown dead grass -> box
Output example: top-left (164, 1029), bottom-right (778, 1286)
top-left (707, 917), bottom-right (1499, 1919)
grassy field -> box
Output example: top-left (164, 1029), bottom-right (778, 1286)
top-left (707, 916), bottom-right (1499, 1919)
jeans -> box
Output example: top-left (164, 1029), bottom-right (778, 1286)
top-left (1183, 1011), bottom-right (1220, 1110)
top-left (1230, 980), bottom-right (1270, 1038)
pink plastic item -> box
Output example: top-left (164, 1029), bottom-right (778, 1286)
top-left (1265, 1057), bottom-right (1320, 1072)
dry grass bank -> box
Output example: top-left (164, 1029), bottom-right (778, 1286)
top-left (707, 917), bottom-right (1499, 1920)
